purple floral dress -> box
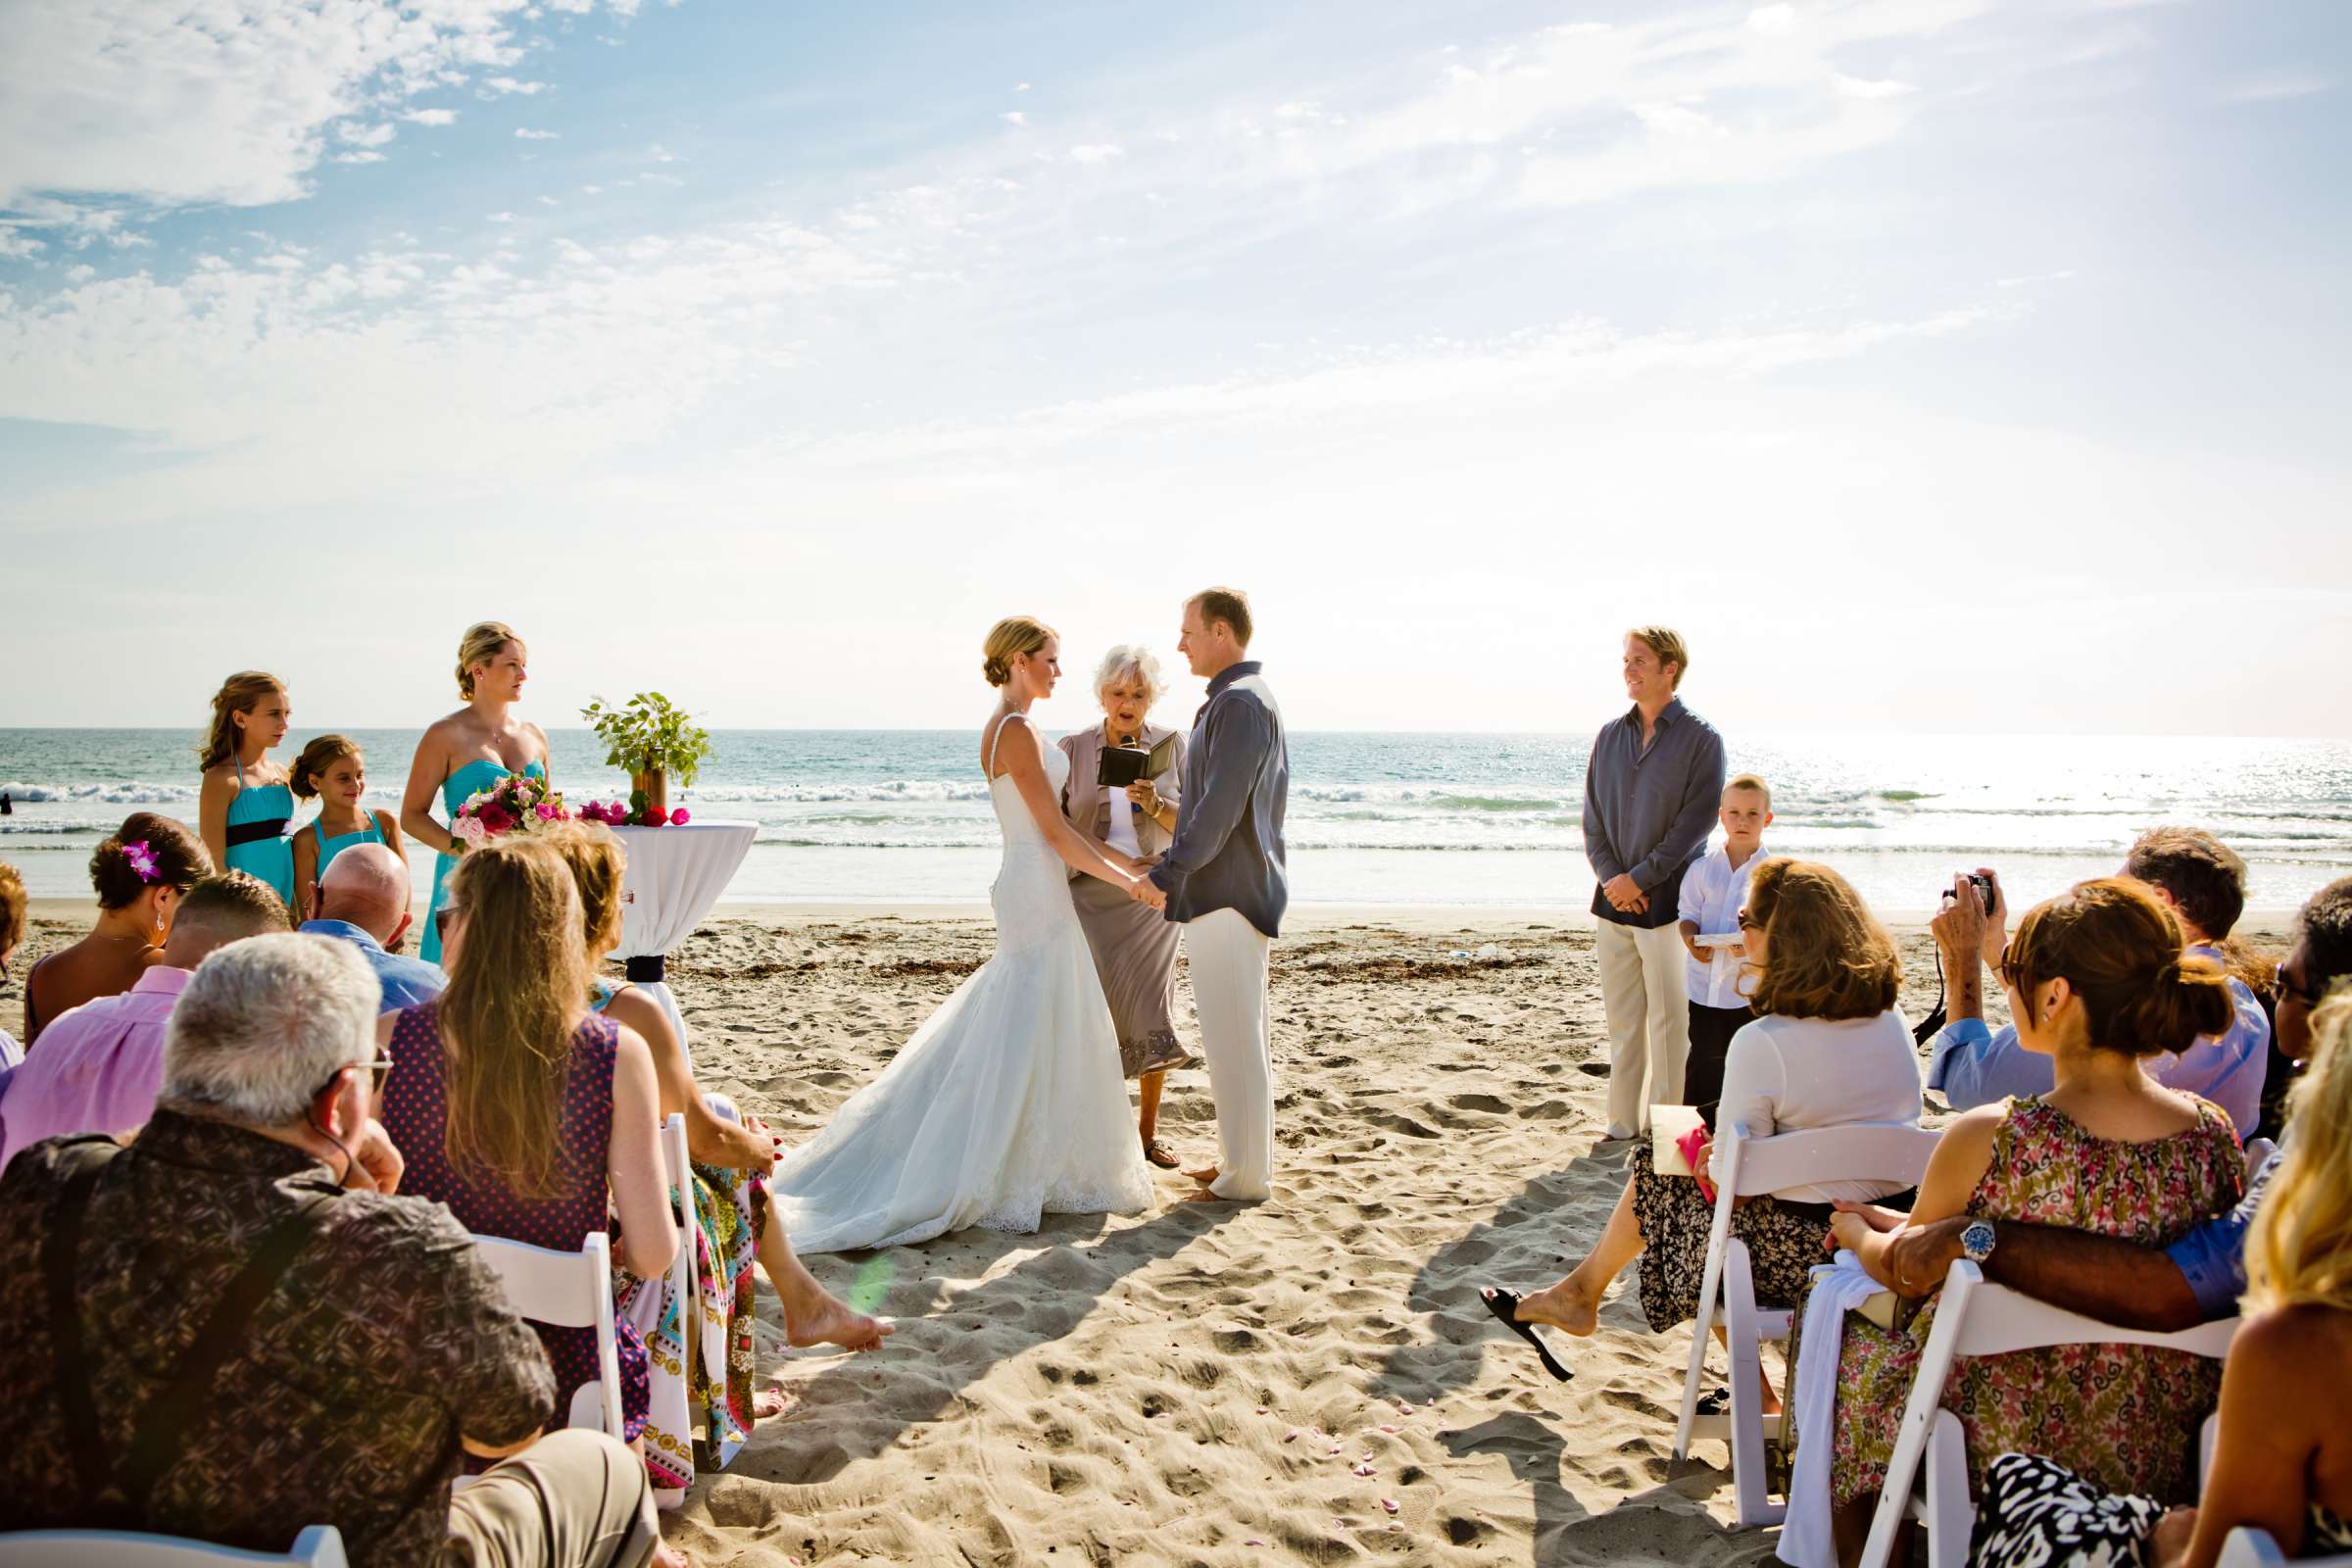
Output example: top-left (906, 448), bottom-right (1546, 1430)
top-left (1828, 1095), bottom-right (2243, 1509)
top-left (381, 1001), bottom-right (650, 1443)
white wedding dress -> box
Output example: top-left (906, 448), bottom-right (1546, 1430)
top-left (768, 718), bottom-right (1155, 1253)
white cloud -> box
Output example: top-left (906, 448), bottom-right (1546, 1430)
top-left (338, 122), bottom-right (398, 148)
top-left (2219, 72), bottom-right (2334, 104)
top-left (332, 150), bottom-right (388, 165)
top-left (1069, 143), bottom-right (1124, 164)
top-left (515, 127), bottom-right (561, 140)
top-left (1002, 111), bottom-right (1027, 125)
top-left (484, 77), bottom-right (552, 96)
top-left (1014, 81), bottom-right (1032, 93)
top-left (486, 211), bottom-right (518, 222)
top-left (403, 108), bottom-right (461, 126)
top-left (1837, 74), bottom-right (1917, 99)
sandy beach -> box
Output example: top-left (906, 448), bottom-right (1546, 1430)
top-left (1, 906), bottom-right (2294, 1565)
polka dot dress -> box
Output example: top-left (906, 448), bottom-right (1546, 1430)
top-left (381, 1001), bottom-right (651, 1442)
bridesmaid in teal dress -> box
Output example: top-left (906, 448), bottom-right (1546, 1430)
top-left (289, 734), bottom-right (408, 916)
top-left (401, 620), bottom-right (551, 964)
top-left (197, 671), bottom-right (298, 910)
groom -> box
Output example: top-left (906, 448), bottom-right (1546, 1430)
top-left (1139, 587), bottom-right (1288, 1203)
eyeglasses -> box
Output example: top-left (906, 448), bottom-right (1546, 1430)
top-left (360, 1053), bottom-right (395, 1089)
top-left (2277, 959), bottom-right (2321, 1009)
top-left (434, 906), bottom-right (460, 943)
top-left (1736, 909), bottom-right (1760, 932)
top-left (1996, 940), bottom-right (2029, 994)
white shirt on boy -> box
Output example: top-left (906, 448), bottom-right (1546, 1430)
top-left (1678, 842), bottom-right (1774, 1008)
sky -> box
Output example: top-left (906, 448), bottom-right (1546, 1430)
top-left (1, 0), bottom-right (2346, 738)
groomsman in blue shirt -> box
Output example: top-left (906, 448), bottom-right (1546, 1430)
top-left (1582, 627), bottom-right (1726, 1142)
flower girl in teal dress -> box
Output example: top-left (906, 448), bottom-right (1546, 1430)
top-left (197, 671), bottom-right (298, 910)
top-left (400, 620), bottom-right (551, 964)
top-left (289, 734), bottom-right (407, 917)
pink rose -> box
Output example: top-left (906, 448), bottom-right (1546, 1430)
top-left (535, 802), bottom-right (559, 820)
top-left (670, 808), bottom-right (690, 825)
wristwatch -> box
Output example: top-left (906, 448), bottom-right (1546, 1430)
top-left (1960, 1219), bottom-right (1997, 1266)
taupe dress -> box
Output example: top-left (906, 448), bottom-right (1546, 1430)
top-left (1057, 722), bottom-right (1192, 1078)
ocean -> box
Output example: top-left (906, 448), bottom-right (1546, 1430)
top-left (4, 728), bottom-right (2350, 918)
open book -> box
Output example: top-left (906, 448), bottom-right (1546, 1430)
top-left (1099, 732), bottom-right (1181, 788)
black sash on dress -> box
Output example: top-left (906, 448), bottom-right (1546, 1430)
top-left (225, 818), bottom-right (289, 848)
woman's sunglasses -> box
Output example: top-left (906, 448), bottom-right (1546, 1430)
top-left (434, 906), bottom-right (460, 943)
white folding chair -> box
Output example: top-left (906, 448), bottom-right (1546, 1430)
top-left (2219, 1526), bottom-right (2352, 1567)
top-left (1671, 1120), bottom-right (1941, 1527)
top-left (468, 1230), bottom-right (625, 1437)
top-left (1857, 1260), bottom-right (2238, 1568)
top-left (0, 1525), bottom-right (348, 1565)
top-left (2244, 1136), bottom-right (2277, 1172)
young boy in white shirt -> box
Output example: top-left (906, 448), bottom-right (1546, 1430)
top-left (1677, 773), bottom-right (1775, 1109)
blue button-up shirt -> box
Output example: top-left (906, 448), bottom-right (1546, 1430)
top-left (1581, 697), bottom-right (1726, 928)
top-left (298, 919), bottom-right (447, 1012)
top-left (2164, 1141), bottom-right (2280, 1321)
top-left (1926, 946), bottom-right (2271, 1133)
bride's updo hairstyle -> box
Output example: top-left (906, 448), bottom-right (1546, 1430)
top-left (983, 615), bottom-right (1055, 688)
top-left (456, 620), bottom-right (521, 700)
top-left (2004, 877), bottom-right (2234, 1056)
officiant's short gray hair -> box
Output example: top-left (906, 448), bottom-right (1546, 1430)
top-left (160, 933), bottom-right (380, 1126)
top-left (1093, 645), bottom-right (1166, 709)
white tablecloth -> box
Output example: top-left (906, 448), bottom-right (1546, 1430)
top-left (609, 818), bottom-right (757, 1056)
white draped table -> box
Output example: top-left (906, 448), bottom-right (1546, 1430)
top-left (609, 817), bottom-right (758, 1056)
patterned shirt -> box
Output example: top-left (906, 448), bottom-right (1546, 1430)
top-left (0, 1109), bottom-right (556, 1566)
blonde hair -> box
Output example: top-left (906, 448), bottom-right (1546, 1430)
top-left (983, 615), bottom-right (1054, 688)
top-left (456, 620), bottom-right (520, 700)
top-left (438, 837), bottom-right (591, 1200)
top-left (289, 734), bottom-right (364, 802)
top-left (1628, 625), bottom-right (1689, 689)
top-left (1727, 772), bottom-right (1771, 810)
top-left (2246, 990), bottom-right (2352, 1314)
top-left (0, 860), bottom-right (26, 956)
top-left (1189, 587), bottom-right (1253, 648)
top-left (541, 821), bottom-right (628, 961)
top-left (197, 671), bottom-right (286, 770)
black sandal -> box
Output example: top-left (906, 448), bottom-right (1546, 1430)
top-left (1694, 1387), bottom-right (1731, 1417)
top-left (1144, 1140), bottom-right (1181, 1169)
top-left (1478, 1288), bottom-right (1574, 1382)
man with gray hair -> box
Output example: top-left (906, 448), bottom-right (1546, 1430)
top-left (0, 933), bottom-right (667, 1567)
top-left (299, 840), bottom-right (445, 1011)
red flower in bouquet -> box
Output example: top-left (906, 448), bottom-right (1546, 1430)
top-left (475, 800), bottom-right (515, 835)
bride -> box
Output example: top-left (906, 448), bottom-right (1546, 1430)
top-left (768, 616), bottom-right (1162, 1253)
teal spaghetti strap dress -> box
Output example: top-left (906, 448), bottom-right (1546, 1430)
top-left (310, 812), bottom-right (388, 886)
top-left (420, 758), bottom-right (546, 963)
top-left (224, 760), bottom-right (296, 907)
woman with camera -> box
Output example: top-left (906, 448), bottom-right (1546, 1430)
top-left (1057, 645), bottom-right (1194, 1169)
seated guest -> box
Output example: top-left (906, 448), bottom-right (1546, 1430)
top-left (542, 823), bottom-right (885, 1493)
top-left (1831, 872), bottom-right (2352, 1333)
top-left (1481, 859), bottom-right (1923, 1403)
top-left (1930, 827), bottom-right (2271, 1132)
top-left (1964, 989), bottom-right (2352, 1567)
top-left (376, 836), bottom-right (679, 1460)
top-left (0, 859), bottom-right (26, 1070)
top-left (299, 841), bottom-right (444, 1010)
top-left (2261, 874), bottom-right (2352, 1136)
top-left (1821, 879), bottom-right (2243, 1558)
top-left (0, 932), bottom-right (676, 1568)
top-left (0, 872), bottom-right (288, 1170)
top-left (22, 812), bottom-right (211, 1048)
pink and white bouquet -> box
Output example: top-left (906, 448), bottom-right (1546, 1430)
top-left (453, 770), bottom-right (572, 849)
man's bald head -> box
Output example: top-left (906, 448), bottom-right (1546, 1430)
top-left (317, 843), bottom-right (412, 947)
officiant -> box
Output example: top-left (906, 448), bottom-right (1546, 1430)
top-left (1059, 644), bottom-right (1196, 1169)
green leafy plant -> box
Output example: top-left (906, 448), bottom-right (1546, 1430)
top-left (580, 692), bottom-right (713, 788)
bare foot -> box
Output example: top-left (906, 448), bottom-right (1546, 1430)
top-left (1512, 1274), bottom-right (1602, 1337)
top-left (784, 1291), bottom-right (894, 1353)
top-left (753, 1384), bottom-right (797, 1420)
top-left (1184, 1164), bottom-right (1219, 1186)
top-left (1180, 1187), bottom-right (1233, 1205)
top-left (652, 1543), bottom-right (691, 1568)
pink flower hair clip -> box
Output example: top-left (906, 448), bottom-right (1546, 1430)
top-left (122, 840), bottom-right (161, 884)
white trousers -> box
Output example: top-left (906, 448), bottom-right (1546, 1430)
top-left (1186, 907), bottom-right (1274, 1200)
top-left (1595, 918), bottom-right (1690, 1134)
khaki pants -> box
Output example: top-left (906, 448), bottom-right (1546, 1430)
top-left (1186, 907), bottom-right (1274, 1200)
top-left (447, 1429), bottom-right (662, 1568)
top-left (1595, 919), bottom-right (1690, 1136)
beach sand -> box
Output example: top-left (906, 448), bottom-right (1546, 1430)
top-left (0, 906), bottom-right (2291, 1565)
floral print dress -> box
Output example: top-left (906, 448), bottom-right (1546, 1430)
top-left (1828, 1095), bottom-right (2244, 1509)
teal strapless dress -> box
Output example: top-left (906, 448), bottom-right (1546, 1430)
top-left (309, 812), bottom-right (388, 889)
top-left (420, 758), bottom-right (546, 963)
top-left (224, 762), bottom-right (296, 908)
